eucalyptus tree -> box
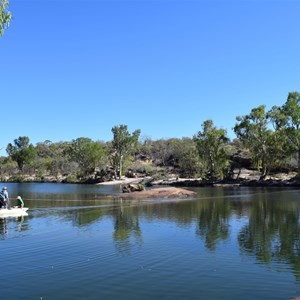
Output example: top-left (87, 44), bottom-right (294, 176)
top-left (269, 92), bottom-right (300, 176)
top-left (0, 156), bottom-right (17, 175)
top-left (149, 139), bottom-right (171, 166)
top-left (35, 140), bottom-right (54, 158)
top-left (67, 137), bottom-right (104, 176)
top-left (177, 137), bottom-right (200, 178)
top-left (267, 105), bottom-right (291, 170)
top-left (111, 125), bottom-right (141, 179)
top-left (234, 105), bottom-right (274, 179)
top-left (35, 140), bottom-right (72, 176)
top-left (0, 0), bottom-right (11, 36)
top-left (138, 137), bottom-right (199, 177)
top-left (6, 136), bottom-right (37, 171)
top-left (194, 119), bottom-right (229, 180)
top-left (162, 137), bottom-right (200, 177)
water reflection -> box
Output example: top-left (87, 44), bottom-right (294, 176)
top-left (60, 187), bottom-right (300, 279)
top-left (0, 218), bottom-right (8, 239)
top-left (238, 191), bottom-right (300, 279)
top-left (70, 207), bottom-right (105, 227)
top-left (195, 197), bottom-right (230, 250)
top-left (4, 182), bottom-right (300, 281)
top-left (112, 201), bottom-right (143, 254)
top-left (0, 215), bottom-right (30, 239)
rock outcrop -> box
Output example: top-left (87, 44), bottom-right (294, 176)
top-left (120, 187), bottom-right (196, 199)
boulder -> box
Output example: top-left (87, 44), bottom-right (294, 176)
top-left (122, 183), bottom-right (145, 193)
top-left (121, 187), bottom-right (196, 198)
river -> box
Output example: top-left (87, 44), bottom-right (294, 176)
top-left (0, 183), bottom-right (300, 299)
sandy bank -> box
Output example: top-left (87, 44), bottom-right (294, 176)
top-left (97, 177), bottom-right (144, 185)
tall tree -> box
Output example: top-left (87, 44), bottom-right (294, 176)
top-left (269, 92), bottom-right (300, 176)
top-left (111, 125), bottom-right (141, 179)
top-left (267, 105), bottom-right (291, 170)
top-left (234, 105), bottom-right (273, 179)
top-left (67, 137), bottom-right (104, 175)
top-left (6, 136), bottom-right (37, 171)
top-left (0, 0), bottom-right (12, 37)
top-left (177, 138), bottom-right (200, 178)
top-left (194, 119), bottom-right (229, 180)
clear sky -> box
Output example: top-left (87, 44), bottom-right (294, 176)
top-left (1, 0), bottom-right (299, 156)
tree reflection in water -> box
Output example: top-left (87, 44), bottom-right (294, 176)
top-left (196, 197), bottom-right (230, 250)
top-left (53, 187), bottom-right (300, 279)
top-left (238, 192), bottom-right (300, 279)
top-left (112, 200), bottom-right (143, 254)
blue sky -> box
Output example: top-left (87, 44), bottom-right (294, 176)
top-left (1, 0), bottom-right (299, 156)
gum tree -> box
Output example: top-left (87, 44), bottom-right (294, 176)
top-left (234, 105), bottom-right (273, 179)
top-left (111, 125), bottom-right (140, 179)
top-left (269, 92), bottom-right (300, 176)
top-left (194, 119), bottom-right (229, 180)
top-left (6, 136), bottom-right (37, 171)
top-left (0, 0), bottom-right (12, 37)
top-left (67, 137), bottom-right (104, 176)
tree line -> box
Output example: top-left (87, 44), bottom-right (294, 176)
top-left (1, 91), bottom-right (300, 183)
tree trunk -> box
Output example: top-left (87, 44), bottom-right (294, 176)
top-left (297, 149), bottom-right (300, 178)
top-left (118, 155), bottom-right (123, 179)
top-left (259, 156), bottom-right (267, 180)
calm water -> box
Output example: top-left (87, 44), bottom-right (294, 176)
top-left (1, 183), bottom-right (300, 299)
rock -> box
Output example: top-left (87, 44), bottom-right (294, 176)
top-left (120, 187), bottom-right (196, 198)
top-left (122, 183), bottom-right (145, 193)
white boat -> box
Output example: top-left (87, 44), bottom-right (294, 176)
top-left (0, 207), bottom-right (29, 217)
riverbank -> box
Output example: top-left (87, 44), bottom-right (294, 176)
top-left (97, 169), bottom-right (300, 187)
top-left (1, 168), bottom-right (300, 188)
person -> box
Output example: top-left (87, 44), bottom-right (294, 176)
top-left (1, 187), bottom-right (9, 209)
top-left (0, 190), bottom-right (5, 208)
top-left (17, 196), bottom-right (24, 208)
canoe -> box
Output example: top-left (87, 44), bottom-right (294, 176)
top-left (0, 207), bottom-right (29, 217)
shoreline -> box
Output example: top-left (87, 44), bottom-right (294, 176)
top-left (1, 170), bottom-right (300, 187)
top-left (97, 177), bottom-right (144, 185)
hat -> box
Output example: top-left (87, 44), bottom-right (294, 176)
top-left (2, 187), bottom-right (7, 190)
top-left (17, 196), bottom-right (21, 200)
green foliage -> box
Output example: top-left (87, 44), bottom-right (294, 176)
top-left (141, 138), bottom-right (200, 177)
top-left (67, 137), bottom-right (104, 176)
top-left (35, 141), bottom-right (73, 177)
top-left (175, 138), bottom-right (200, 178)
top-left (281, 93), bottom-right (300, 164)
top-left (0, 0), bottom-right (11, 37)
top-left (111, 125), bottom-right (141, 178)
top-left (147, 139), bottom-right (170, 166)
top-left (194, 120), bottom-right (229, 180)
top-left (0, 156), bottom-right (17, 175)
top-left (32, 157), bottom-right (53, 174)
top-left (65, 172), bottom-right (80, 183)
top-left (6, 136), bottom-right (37, 171)
top-left (234, 105), bottom-right (274, 178)
top-left (8, 175), bottom-right (25, 182)
top-left (268, 92), bottom-right (300, 175)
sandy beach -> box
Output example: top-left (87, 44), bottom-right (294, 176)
top-left (97, 177), bottom-right (144, 185)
